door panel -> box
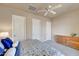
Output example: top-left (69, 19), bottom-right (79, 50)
top-left (12, 15), bottom-right (26, 41)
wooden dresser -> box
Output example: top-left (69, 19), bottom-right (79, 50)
top-left (55, 35), bottom-right (79, 50)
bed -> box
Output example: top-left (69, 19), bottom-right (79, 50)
top-left (20, 39), bottom-right (64, 56)
top-left (4, 39), bottom-right (79, 56)
top-left (1, 38), bottom-right (79, 56)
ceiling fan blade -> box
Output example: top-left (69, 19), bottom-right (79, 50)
top-left (29, 5), bottom-right (37, 11)
top-left (50, 10), bottom-right (56, 14)
top-left (51, 4), bottom-right (62, 10)
top-left (37, 10), bottom-right (47, 13)
top-left (44, 11), bottom-right (48, 16)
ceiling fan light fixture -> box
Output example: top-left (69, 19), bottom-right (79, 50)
top-left (48, 5), bottom-right (52, 8)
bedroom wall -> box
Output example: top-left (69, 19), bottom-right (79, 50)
top-left (0, 5), bottom-right (51, 40)
top-left (52, 9), bottom-right (79, 41)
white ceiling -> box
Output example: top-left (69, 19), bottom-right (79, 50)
top-left (0, 3), bottom-right (79, 19)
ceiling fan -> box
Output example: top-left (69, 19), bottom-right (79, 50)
top-left (28, 4), bottom-right (62, 16)
top-left (38, 4), bottom-right (62, 16)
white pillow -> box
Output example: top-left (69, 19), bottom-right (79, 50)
top-left (4, 48), bottom-right (16, 56)
top-left (0, 41), bottom-right (4, 49)
top-left (12, 41), bottom-right (19, 48)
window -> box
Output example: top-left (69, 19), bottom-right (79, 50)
top-left (32, 18), bottom-right (41, 40)
top-left (32, 18), bottom-right (51, 41)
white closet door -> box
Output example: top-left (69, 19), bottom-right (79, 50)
top-left (46, 21), bottom-right (51, 40)
top-left (32, 18), bottom-right (41, 40)
top-left (12, 15), bottom-right (26, 41)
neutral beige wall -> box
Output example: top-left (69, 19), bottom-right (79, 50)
top-left (0, 6), bottom-right (51, 39)
top-left (52, 9), bottom-right (79, 38)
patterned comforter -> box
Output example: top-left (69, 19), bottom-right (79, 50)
top-left (20, 39), bottom-right (64, 56)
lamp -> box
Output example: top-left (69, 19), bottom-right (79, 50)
top-left (0, 32), bottom-right (9, 37)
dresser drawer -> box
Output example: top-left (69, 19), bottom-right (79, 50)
top-left (67, 41), bottom-right (79, 49)
top-left (55, 35), bottom-right (79, 50)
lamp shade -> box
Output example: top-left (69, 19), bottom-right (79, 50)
top-left (0, 32), bottom-right (9, 37)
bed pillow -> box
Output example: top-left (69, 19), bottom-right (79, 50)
top-left (0, 41), bottom-right (4, 49)
top-left (4, 47), bottom-right (16, 56)
top-left (12, 41), bottom-right (19, 48)
top-left (1, 38), bottom-right (13, 49)
top-left (0, 47), bottom-right (4, 56)
top-left (0, 41), bottom-right (5, 56)
top-left (4, 38), bottom-right (13, 44)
